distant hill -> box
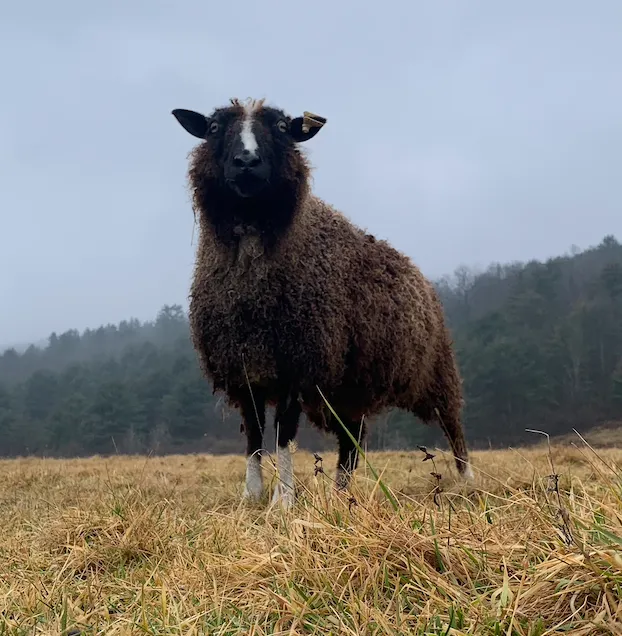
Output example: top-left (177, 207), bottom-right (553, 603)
top-left (0, 235), bottom-right (621, 458)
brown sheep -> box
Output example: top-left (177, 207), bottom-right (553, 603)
top-left (171, 97), bottom-right (473, 506)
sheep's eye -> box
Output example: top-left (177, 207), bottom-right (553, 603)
top-left (209, 121), bottom-right (219, 134)
top-left (276, 120), bottom-right (288, 133)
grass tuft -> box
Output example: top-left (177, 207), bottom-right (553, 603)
top-left (0, 441), bottom-right (621, 634)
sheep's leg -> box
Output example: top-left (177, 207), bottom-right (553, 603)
top-left (335, 418), bottom-right (366, 491)
top-left (411, 340), bottom-right (474, 480)
top-left (412, 397), bottom-right (473, 480)
top-left (270, 394), bottom-right (301, 508)
top-left (238, 386), bottom-right (267, 502)
top-left (435, 405), bottom-right (473, 480)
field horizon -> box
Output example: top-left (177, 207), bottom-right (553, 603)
top-left (1, 438), bottom-right (621, 635)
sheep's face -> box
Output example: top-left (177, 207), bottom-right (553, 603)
top-left (172, 99), bottom-right (326, 200)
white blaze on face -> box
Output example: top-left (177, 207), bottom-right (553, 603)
top-left (240, 106), bottom-right (258, 156)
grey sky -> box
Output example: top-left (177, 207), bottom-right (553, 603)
top-left (1, 0), bottom-right (620, 346)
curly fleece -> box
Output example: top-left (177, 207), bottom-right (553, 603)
top-left (184, 102), bottom-right (470, 475)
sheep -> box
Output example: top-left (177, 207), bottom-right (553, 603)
top-left (171, 97), bottom-right (473, 507)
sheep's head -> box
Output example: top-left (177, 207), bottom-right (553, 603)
top-left (172, 98), bottom-right (326, 201)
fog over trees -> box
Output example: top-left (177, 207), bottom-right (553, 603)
top-left (1, 235), bottom-right (621, 457)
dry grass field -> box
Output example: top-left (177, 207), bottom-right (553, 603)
top-left (1, 436), bottom-right (621, 635)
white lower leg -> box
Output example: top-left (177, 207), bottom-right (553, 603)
top-left (463, 462), bottom-right (475, 481)
top-left (271, 445), bottom-right (295, 507)
top-left (242, 453), bottom-right (263, 501)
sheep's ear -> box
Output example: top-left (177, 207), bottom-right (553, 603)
top-left (172, 109), bottom-right (209, 139)
top-left (290, 111), bottom-right (327, 143)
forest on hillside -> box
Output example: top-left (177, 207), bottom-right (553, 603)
top-left (1, 235), bottom-right (621, 458)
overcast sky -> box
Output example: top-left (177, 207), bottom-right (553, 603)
top-left (1, 0), bottom-right (620, 346)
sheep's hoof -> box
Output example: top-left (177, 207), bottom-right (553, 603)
top-left (462, 463), bottom-right (475, 481)
top-left (242, 485), bottom-right (263, 503)
top-left (335, 468), bottom-right (351, 492)
top-left (270, 484), bottom-right (295, 509)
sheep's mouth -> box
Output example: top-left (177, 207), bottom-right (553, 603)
top-left (229, 172), bottom-right (269, 198)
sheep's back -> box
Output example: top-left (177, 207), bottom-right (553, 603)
top-left (346, 237), bottom-right (446, 407)
top-left (296, 198), bottom-right (448, 410)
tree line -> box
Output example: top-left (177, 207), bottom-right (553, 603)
top-left (1, 235), bottom-right (621, 457)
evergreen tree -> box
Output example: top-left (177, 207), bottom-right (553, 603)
top-left (0, 235), bottom-right (621, 457)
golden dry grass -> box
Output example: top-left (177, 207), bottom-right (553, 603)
top-left (1, 439), bottom-right (621, 634)
top-left (553, 423), bottom-right (622, 448)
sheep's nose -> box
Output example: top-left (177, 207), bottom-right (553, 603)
top-left (233, 150), bottom-right (262, 169)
